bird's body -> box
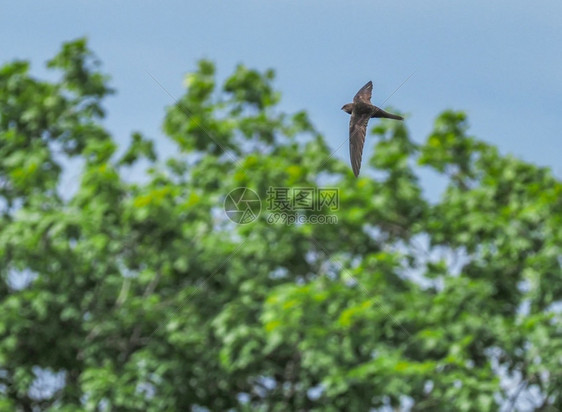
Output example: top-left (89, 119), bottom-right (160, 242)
top-left (341, 81), bottom-right (403, 176)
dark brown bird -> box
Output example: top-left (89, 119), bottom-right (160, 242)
top-left (341, 81), bottom-right (403, 177)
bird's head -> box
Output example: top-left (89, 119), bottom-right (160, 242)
top-left (341, 103), bottom-right (353, 114)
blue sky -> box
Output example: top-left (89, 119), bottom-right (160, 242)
top-left (3, 1), bottom-right (562, 193)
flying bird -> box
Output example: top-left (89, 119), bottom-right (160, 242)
top-left (341, 81), bottom-right (403, 177)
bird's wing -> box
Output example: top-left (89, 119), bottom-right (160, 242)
top-left (353, 81), bottom-right (373, 104)
top-left (349, 111), bottom-right (371, 177)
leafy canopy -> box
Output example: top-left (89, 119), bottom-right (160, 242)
top-left (1, 38), bottom-right (562, 411)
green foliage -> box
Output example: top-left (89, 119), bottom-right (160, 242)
top-left (1, 38), bottom-right (562, 411)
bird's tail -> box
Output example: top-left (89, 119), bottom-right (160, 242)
top-left (371, 108), bottom-right (403, 120)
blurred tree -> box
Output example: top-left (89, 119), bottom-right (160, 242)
top-left (1, 39), bottom-right (562, 411)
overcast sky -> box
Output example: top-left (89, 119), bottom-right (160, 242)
top-left (3, 1), bottom-right (562, 195)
